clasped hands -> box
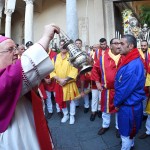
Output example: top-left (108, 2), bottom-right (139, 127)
top-left (95, 81), bottom-right (103, 91)
top-left (57, 78), bottom-right (68, 86)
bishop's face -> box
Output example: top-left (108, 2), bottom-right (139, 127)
top-left (0, 39), bottom-right (18, 69)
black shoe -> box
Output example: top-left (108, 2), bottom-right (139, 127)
top-left (116, 129), bottom-right (120, 138)
top-left (57, 112), bottom-right (63, 118)
top-left (90, 113), bottom-right (96, 121)
top-left (84, 108), bottom-right (89, 113)
top-left (97, 111), bottom-right (102, 118)
top-left (138, 133), bottom-right (150, 139)
top-left (130, 146), bottom-right (135, 150)
top-left (142, 115), bottom-right (148, 121)
top-left (46, 113), bottom-right (53, 119)
top-left (98, 127), bottom-right (109, 135)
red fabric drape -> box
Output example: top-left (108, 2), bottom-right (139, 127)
top-left (54, 83), bottom-right (66, 109)
top-left (31, 90), bottom-right (53, 150)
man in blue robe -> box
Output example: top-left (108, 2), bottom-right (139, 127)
top-left (114, 34), bottom-right (146, 150)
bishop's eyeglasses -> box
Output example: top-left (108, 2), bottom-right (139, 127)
top-left (0, 47), bottom-right (18, 53)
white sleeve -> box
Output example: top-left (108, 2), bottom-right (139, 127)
top-left (20, 43), bottom-right (54, 96)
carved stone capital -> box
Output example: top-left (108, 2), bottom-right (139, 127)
top-left (24, 0), bottom-right (33, 5)
top-left (5, 9), bottom-right (14, 16)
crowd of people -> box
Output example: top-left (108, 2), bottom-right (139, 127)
top-left (0, 23), bottom-right (150, 150)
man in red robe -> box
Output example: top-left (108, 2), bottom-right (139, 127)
top-left (91, 38), bottom-right (122, 137)
top-left (93, 38), bottom-right (109, 63)
top-left (90, 38), bottom-right (109, 121)
top-left (139, 40), bottom-right (150, 139)
top-left (44, 48), bottom-right (61, 119)
top-left (77, 72), bottom-right (91, 113)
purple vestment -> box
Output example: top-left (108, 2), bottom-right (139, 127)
top-left (0, 60), bottom-right (22, 133)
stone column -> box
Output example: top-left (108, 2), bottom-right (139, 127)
top-left (0, 0), bottom-right (4, 31)
top-left (103, 0), bottom-right (115, 43)
top-left (5, 9), bottom-right (13, 37)
top-left (94, 0), bottom-right (105, 42)
top-left (4, 0), bottom-right (16, 37)
top-left (0, 10), bottom-right (2, 31)
top-left (78, 17), bottom-right (89, 47)
top-left (66, 0), bottom-right (78, 41)
top-left (24, 0), bottom-right (34, 44)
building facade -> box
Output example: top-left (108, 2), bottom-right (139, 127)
top-left (0, 0), bottom-right (149, 48)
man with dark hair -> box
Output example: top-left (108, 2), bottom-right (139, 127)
top-left (50, 39), bottom-right (79, 124)
top-left (44, 46), bottom-right (61, 119)
top-left (138, 40), bottom-right (150, 139)
top-left (93, 38), bottom-right (109, 63)
top-left (75, 38), bottom-right (90, 112)
top-left (90, 38), bottom-right (109, 121)
top-left (114, 34), bottom-right (146, 149)
top-left (26, 41), bottom-right (33, 49)
top-left (91, 38), bottom-right (122, 137)
top-left (99, 38), bottom-right (106, 43)
top-left (98, 38), bottom-right (108, 54)
top-left (75, 38), bottom-right (82, 49)
top-left (141, 40), bottom-right (149, 52)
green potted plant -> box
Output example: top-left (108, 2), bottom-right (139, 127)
top-left (140, 5), bottom-right (150, 27)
